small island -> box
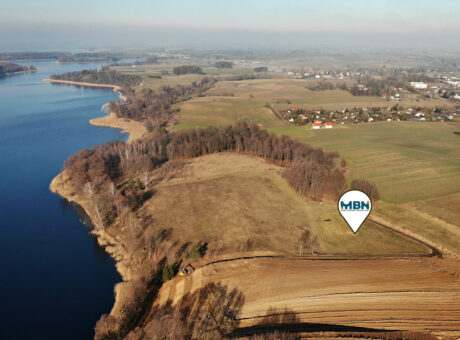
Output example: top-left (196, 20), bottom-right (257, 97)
top-left (0, 62), bottom-right (36, 79)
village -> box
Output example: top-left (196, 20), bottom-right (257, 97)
top-left (282, 105), bottom-right (459, 129)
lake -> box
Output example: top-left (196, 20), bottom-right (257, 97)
top-left (0, 60), bottom-right (126, 339)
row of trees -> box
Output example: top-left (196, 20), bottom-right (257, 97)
top-left (214, 61), bottom-right (233, 69)
top-left (254, 66), bottom-right (268, 72)
top-left (172, 65), bottom-right (204, 75)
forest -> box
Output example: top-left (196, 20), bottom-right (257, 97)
top-left (50, 67), bottom-right (142, 87)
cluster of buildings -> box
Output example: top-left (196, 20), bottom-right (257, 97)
top-left (286, 70), bottom-right (362, 80)
top-left (410, 76), bottom-right (460, 102)
top-left (282, 106), bottom-right (458, 127)
top-left (441, 76), bottom-right (460, 88)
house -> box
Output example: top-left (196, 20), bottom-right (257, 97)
top-left (312, 122), bottom-right (321, 129)
top-left (325, 122), bottom-right (333, 128)
top-left (410, 82), bottom-right (428, 90)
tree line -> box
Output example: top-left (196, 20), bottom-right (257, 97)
top-left (173, 65), bottom-right (204, 75)
top-left (0, 51), bottom-right (70, 61)
top-left (214, 61), bottom-right (233, 69)
top-left (50, 67), bottom-right (142, 87)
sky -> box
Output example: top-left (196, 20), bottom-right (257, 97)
top-left (1, 0), bottom-right (459, 51)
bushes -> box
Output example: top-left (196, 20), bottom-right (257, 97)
top-left (186, 243), bottom-right (208, 260)
top-left (351, 178), bottom-right (380, 201)
top-left (254, 66), bottom-right (268, 72)
top-left (162, 264), bottom-right (176, 282)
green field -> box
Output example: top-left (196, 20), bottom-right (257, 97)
top-left (302, 121), bottom-right (460, 203)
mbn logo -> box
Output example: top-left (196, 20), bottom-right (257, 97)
top-left (340, 201), bottom-right (370, 210)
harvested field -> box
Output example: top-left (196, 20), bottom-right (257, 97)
top-left (157, 257), bottom-right (460, 338)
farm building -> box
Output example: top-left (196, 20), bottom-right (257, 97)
top-left (312, 122), bottom-right (321, 129)
top-left (410, 82), bottom-right (428, 89)
top-left (325, 122), bottom-right (333, 128)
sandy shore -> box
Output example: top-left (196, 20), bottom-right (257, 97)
top-left (43, 78), bottom-right (123, 92)
top-left (90, 112), bottom-right (146, 142)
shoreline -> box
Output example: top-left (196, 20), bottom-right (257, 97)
top-left (50, 172), bottom-right (132, 319)
top-left (47, 78), bottom-right (148, 320)
top-left (43, 78), bottom-right (123, 92)
top-left (43, 78), bottom-right (147, 142)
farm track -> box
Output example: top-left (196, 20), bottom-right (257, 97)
top-left (354, 157), bottom-right (460, 170)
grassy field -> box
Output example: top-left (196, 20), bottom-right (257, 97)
top-left (410, 193), bottom-right (460, 228)
top-left (302, 121), bottom-right (460, 202)
top-left (135, 153), bottom-right (427, 257)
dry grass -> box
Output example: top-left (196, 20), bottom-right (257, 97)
top-left (136, 153), bottom-right (427, 257)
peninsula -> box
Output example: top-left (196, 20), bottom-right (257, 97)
top-left (48, 64), bottom-right (460, 339)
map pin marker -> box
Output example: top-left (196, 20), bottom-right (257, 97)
top-left (338, 190), bottom-right (372, 234)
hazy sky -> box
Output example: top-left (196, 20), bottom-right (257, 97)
top-left (1, 0), bottom-right (459, 50)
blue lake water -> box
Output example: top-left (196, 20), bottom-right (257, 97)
top-left (0, 61), bottom-right (126, 339)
